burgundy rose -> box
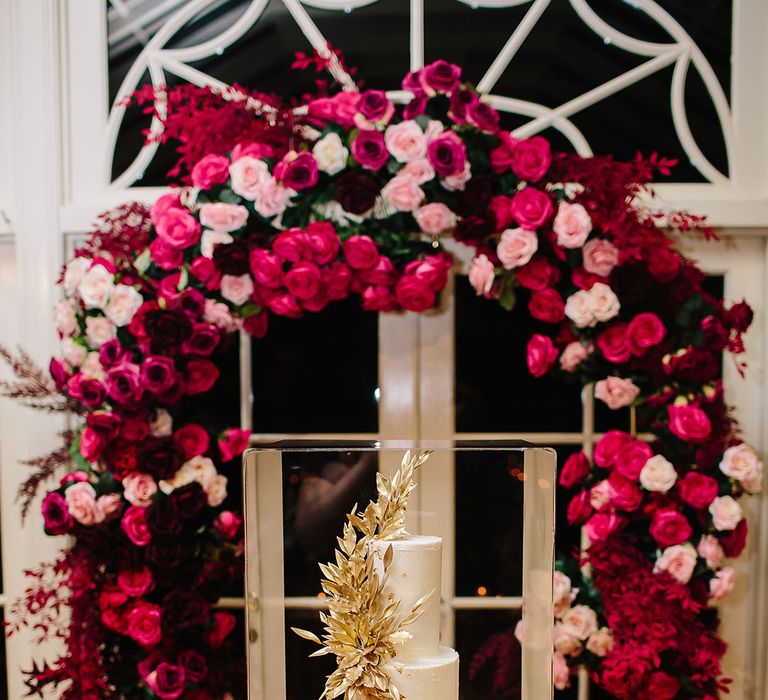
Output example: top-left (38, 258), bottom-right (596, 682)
top-left (677, 471), bottom-right (719, 509)
top-left (143, 310), bottom-right (193, 354)
top-left (516, 256), bottom-right (560, 291)
top-left (395, 276), bottom-right (436, 312)
top-left (402, 90), bottom-right (427, 119)
top-left (528, 288), bottom-right (565, 324)
top-left (49, 358), bottom-right (71, 390)
top-left (626, 312), bottom-right (666, 356)
top-left (169, 483), bottom-right (208, 521)
top-left (721, 517), bottom-right (747, 557)
top-left (42, 492), bottom-right (74, 535)
top-left (427, 131), bottom-right (467, 178)
top-left (467, 100), bottom-right (500, 133)
top-left (163, 590), bottom-right (211, 633)
top-left (526, 334), bottom-right (558, 378)
top-left (334, 171), bottom-right (380, 214)
top-left (212, 239), bottom-right (250, 275)
top-left (147, 662), bottom-right (186, 700)
top-left (351, 130), bottom-right (389, 171)
top-left (140, 356), bottom-right (179, 396)
top-left (147, 498), bottom-right (183, 537)
top-left (147, 538), bottom-right (185, 570)
top-left (67, 375), bottom-right (106, 408)
top-left (98, 339), bottom-right (128, 369)
top-left (650, 509), bottom-right (692, 548)
top-left (449, 88), bottom-right (478, 123)
top-left (177, 288), bottom-right (206, 320)
top-left (702, 315), bottom-right (729, 352)
top-left (138, 437), bottom-right (185, 480)
top-left (274, 152), bottom-right (319, 191)
top-left (179, 650), bottom-right (208, 683)
top-left (510, 136), bottom-right (552, 182)
top-left (184, 359), bottom-right (220, 396)
top-left (559, 452), bottom-right (590, 489)
top-left (596, 323), bottom-right (631, 363)
top-left (509, 187), bottom-right (554, 230)
top-left (181, 323), bottom-right (220, 356)
top-left (454, 216), bottom-right (493, 246)
top-left (420, 59), bottom-right (462, 94)
top-left (118, 567), bottom-right (154, 597)
top-left (456, 176), bottom-right (493, 217)
top-left (357, 90), bottom-right (394, 123)
top-left (285, 261), bottom-right (322, 300)
top-left (668, 404), bottom-right (712, 443)
top-left (567, 490), bottom-right (593, 525)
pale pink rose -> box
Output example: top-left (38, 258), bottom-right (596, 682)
top-left (639, 454), bottom-right (678, 493)
top-left (719, 443), bottom-right (763, 490)
top-left (424, 120), bottom-right (444, 141)
top-left (200, 230), bottom-right (234, 259)
top-left (78, 264), bottom-right (115, 309)
top-left (385, 120), bottom-right (427, 163)
top-left (514, 619), bottom-right (524, 644)
top-left (565, 290), bottom-right (594, 328)
top-left (414, 203), bottom-right (456, 234)
top-left (709, 567), bottom-right (735, 601)
top-left (65, 482), bottom-right (104, 526)
top-left (80, 352), bottom-right (105, 380)
top-left (61, 337), bottom-right (87, 367)
top-left (149, 409), bottom-right (173, 437)
top-left (312, 132), bottom-right (349, 175)
top-left (63, 257), bottom-right (91, 295)
top-left (220, 274), bottom-right (254, 306)
top-left (554, 624), bottom-right (582, 656)
top-left (229, 156), bottom-right (270, 200)
top-left (54, 300), bottom-right (78, 337)
top-left (97, 493), bottom-right (123, 519)
top-left (468, 254), bottom-right (496, 297)
top-left (586, 628), bottom-right (614, 657)
top-left (199, 203), bottom-right (249, 232)
top-left (560, 341), bottom-right (592, 372)
top-left (553, 652), bottom-right (570, 690)
top-left (441, 162), bottom-right (472, 191)
top-left (697, 535), bottom-right (724, 570)
top-left (122, 472), bottom-right (158, 507)
top-left (594, 376), bottom-right (640, 410)
top-left (401, 158), bottom-right (436, 184)
top-left (497, 228), bottom-right (538, 270)
top-left (590, 480), bottom-right (614, 510)
top-left (743, 470), bottom-right (763, 494)
top-left (582, 238), bottom-right (619, 277)
top-left (553, 571), bottom-right (572, 608)
top-left (105, 284), bottom-right (143, 327)
top-left (553, 201), bottom-right (592, 248)
top-left (204, 299), bottom-right (238, 332)
top-left (590, 283), bottom-right (621, 323)
top-left (85, 316), bottom-right (117, 348)
top-left (709, 495), bottom-right (742, 531)
top-left (654, 543), bottom-right (697, 584)
top-left (253, 178), bottom-right (292, 218)
top-left (206, 474), bottom-right (228, 507)
top-left (381, 174), bottom-right (425, 212)
top-left (159, 456), bottom-right (217, 495)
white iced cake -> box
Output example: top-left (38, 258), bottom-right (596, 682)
top-left (372, 535), bottom-right (459, 699)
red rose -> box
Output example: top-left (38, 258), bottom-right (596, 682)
top-left (190, 257), bottom-right (220, 289)
top-left (626, 312), bottom-right (666, 355)
top-left (528, 288), bottom-right (565, 324)
top-left (650, 509), bottom-right (692, 547)
top-left (511, 136), bottom-right (551, 182)
top-left (243, 312), bottom-right (269, 338)
top-left (516, 255), bottom-right (560, 291)
top-left (596, 323), bottom-right (631, 363)
top-left (509, 187), bottom-right (554, 230)
top-left (721, 517), bottom-right (748, 557)
top-left (727, 300), bottom-right (753, 333)
top-left (608, 473), bottom-right (642, 511)
top-left (526, 334), bottom-right (558, 378)
top-left (173, 424), bottom-right (210, 460)
top-left (560, 452), bottom-right (590, 489)
top-left (267, 293), bottom-right (303, 318)
top-left (207, 611), bottom-right (237, 648)
top-left (668, 404), bottom-right (712, 443)
top-left (567, 490), bottom-right (593, 525)
top-left (395, 276), bottom-right (436, 312)
top-left (343, 235), bottom-right (380, 270)
top-left (323, 262), bottom-right (353, 301)
top-left (285, 261), bottom-right (322, 300)
top-left (642, 672), bottom-right (679, 700)
top-left (571, 267), bottom-right (603, 290)
top-left (615, 440), bottom-right (653, 480)
top-left (490, 132), bottom-right (517, 174)
top-left (272, 229), bottom-right (311, 263)
top-left (362, 285), bottom-right (398, 312)
top-left (585, 512), bottom-right (625, 542)
top-left (677, 471), bottom-right (719, 509)
top-left (127, 600), bottom-right (163, 647)
top-left (489, 195), bottom-right (514, 230)
top-left (218, 428), bottom-right (251, 462)
top-left (190, 154), bottom-right (230, 190)
top-left (184, 359), bottom-right (220, 396)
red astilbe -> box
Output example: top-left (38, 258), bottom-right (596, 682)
top-left (468, 627), bottom-right (522, 699)
top-left (78, 202), bottom-right (152, 268)
top-left (16, 431), bottom-right (74, 521)
top-left (0, 346), bottom-right (76, 413)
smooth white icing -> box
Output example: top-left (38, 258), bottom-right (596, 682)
top-left (383, 646), bottom-right (459, 700)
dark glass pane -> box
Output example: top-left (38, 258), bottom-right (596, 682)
top-left (250, 298), bottom-right (379, 433)
top-left (456, 609), bottom-right (522, 699)
top-left (286, 608), bottom-right (335, 700)
top-left (455, 275), bottom-right (582, 433)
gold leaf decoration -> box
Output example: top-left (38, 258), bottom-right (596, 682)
top-left (292, 450), bottom-right (433, 699)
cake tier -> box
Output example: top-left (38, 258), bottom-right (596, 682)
top-left (384, 646), bottom-right (459, 700)
top-left (372, 535), bottom-right (442, 657)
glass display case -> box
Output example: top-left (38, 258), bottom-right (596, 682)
top-left (243, 441), bottom-right (556, 700)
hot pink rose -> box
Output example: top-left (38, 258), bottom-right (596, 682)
top-left (509, 188), bottom-right (554, 230)
top-left (615, 439), bottom-right (653, 480)
top-left (650, 509), bottom-right (692, 547)
top-left (668, 404), bottom-right (712, 443)
top-left (173, 424), bottom-right (210, 460)
top-left (190, 154), bottom-right (230, 190)
top-left (626, 312), bottom-right (666, 355)
top-left (272, 229), bottom-right (311, 262)
top-left (149, 193), bottom-right (182, 224)
top-left (323, 262), bottom-right (352, 300)
top-left (308, 92), bottom-right (362, 128)
top-left (385, 120), bottom-right (427, 163)
top-left (217, 428), bottom-right (251, 462)
top-left (127, 601), bottom-right (163, 647)
top-left (362, 285), bottom-right (397, 312)
top-left (567, 490), bottom-right (593, 525)
top-left (596, 323), bottom-right (631, 363)
top-left (403, 254), bottom-right (450, 293)
top-left (229, 156), bottom-right (270, 199)
top-left (516, 255), bottom-right (559, 290)
top-left (155, 209), bottom-right (201, 250)
top-left (122, 472), bottom-right (158, 508)
top-left (285, 262), bottom-right (322, 300)
top-left (199, 203), bottom-right (249, 232)
top-left (351, 130), bottom-right (389, 171)
top-left (594, 376), bottom-right (640, 410)
top-left (560, 451), bottom-right (590, 489)
top-left (526, 334), bottom-right (558, 378)
top-left (489, 195), bottom-right (513, 230)
top-left (343, 235), bottom-right (380, 270)
top-left (468, 254), bottom-right (495, 297)
top-left (553, 202), bottom-right (592, 248)
top-left (654, 543), bottom-right (697, 583)
top-left (65, 482), bottom-right (104, 526)
top-left (184, 359), bottom-right (220, 395)
top-left (709, 567), bottom-right (735, 601)
top-left (273, 151), bottom-right (319, 191)
top-left (582, 238), bottom-right (618, 277)
top-left (381, 174), bottom-right (425, 212)
top-left (559, 341), bottom-right (592, 372)
top-left (146, 663), bottom-right (186, 700)
top-left (528, 288), bottom-right (565, 323)
top-left (677, 471), bottom-right (719, 509)
top-left (510, 136), bottom-right (551, 182)
top-left (118, 567), bottom-right (154, 597)
top-left (267, 293), bottom-right (302, 318)
top-left (214, 511), bottom-right (243, 539)
top-left (414, 203), bottom-right (456, 234)
top-left (395, 276), bottom-right (436, 312)
top-left (608, 473), bottom-right (642, 511)
top-left (497, 228), bottom-right (538, 270)
top-left (121, 506), bottom-right (151, 546)
top-left (585, 512), bottom-right (625, 542)
top-left (305, 222), bottom-right (340, 265)
top-left (249, 249), bottom-right (284, 288)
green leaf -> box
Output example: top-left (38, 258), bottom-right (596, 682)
top-left (240, 302), bottom-right (263, 318)
top-left (498, 274), bottom-right (517, 312)
top-left (218, 188), bottom-right (241, 204)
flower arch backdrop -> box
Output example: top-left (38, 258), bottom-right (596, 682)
top-left (1, 57), bottom-right (758, 700)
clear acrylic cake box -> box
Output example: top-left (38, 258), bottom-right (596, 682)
top-left (243, 441), bottom-right (555, 700)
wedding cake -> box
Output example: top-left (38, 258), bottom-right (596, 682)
top-left (373, 535), bottom-right (459, 699)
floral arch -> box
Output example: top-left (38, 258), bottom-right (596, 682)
top-left (1, 56), bottom-right (758, 700)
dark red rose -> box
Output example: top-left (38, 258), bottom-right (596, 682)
top-left (702, 315), bottom-right (729, 352)
top-left (140, 356), bottom-right (179, 396)
top-left (173, 423), bottom-right (210, 460)
top-left (449, 88), bottom-right (478, 122)
top-left (212, 239), bottom-right (250, 275)
top-left (147, 498), bottom-right (183, 536)
top-left (162, 590), bottom-right (211, 633)
top-left (646, 246), bottom-right (681, 282)
top-left (169, 482), bottom-right (208, 521)
top-left (454, 215), bottom-right (493, 246)
top-left (528, 288), bottom-right (565, 324)
top-left (137, 437), bottom-right (185, 480)
top-left (105, 439), bottom-right (139, 479)
top-left (402, 90), bottom-right (427, 119)
top-left (143, 310), bottom-right (193, 354)
top-left (147, 538), bottom-right (185, 571)
top-left (559, 452), bottom-right (590, 489)
top-left (207, 611), bottom-right (237, 648)
top-left (68, 375), bottom-right (106, 408)
top-left (243, 311), bottom-right (269, 338)
top-left (677, 471), bottom-right (719, 509)
top-left (182, 323), bottom-right (220, 356)
top-left (650, 509), bottom-right (692, 547)
top-left (456, 176), bottom-right (493, 217)
top-left (184, 359), bottom-right (220, 395)
top-left (467, 99), bottom-right (500, 133)
top-left (334, 171), bottom-right (380, 215)
top-left (721, 517), bottom-right (747, 557)
top-left (179, 650), bottom-right (208, 683)
top-left (727, 301), bottom-right (753, 333)
top-left (516, 255), bottom-right (560, 291)
top-left (177, 288), bottom-right (206, 320)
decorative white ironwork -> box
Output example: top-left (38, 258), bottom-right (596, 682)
top-left (106, 0), bottom-right (733, 187)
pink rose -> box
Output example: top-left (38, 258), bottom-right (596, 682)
top-left (381, 173), bottom-right (425, 212)
top-left (285, 262), bottom-right (322, 300)
top-left (626, 312), bottom-right (666, 355)
top-left (385, 120), bottom-right (427, 163)
top-left (582, 238), bottom-right (618, 277)
top-left (469, 254), bottom-right (495, 297)
top-left (127, 601), bottom-right (163, 647)
top-left (343, 235), bottom-right (380, 270)
top-left (272, 229), bottom-right (311, 262)
top-left (590, 283), bottom-right (621, 323)
top-left (709, 567), bottom-right (735, 601)
top-left (203, 299), bottom-right (237, 331)
top-left (553, 624), bottom-right (582, 656)
top-left (698, 534), bottom-right (724, 569)
top-left (553, 652), bottom-right (570, 691)
top-left (214, 511), bottom-right (243, 539)
top-left (526, 334), bottom-right (558, 378)
top-left (528, 288), bottom-right (565, 323)
top-left (65, 482), bottom-right (104, 526)
top-left (509, 187), bottom-right (554, 230)
top-left (615, 440), bottom-right (653, 480)
top-left (677, 471), bottom-right (719, 509)
top-left (560, 605), bottom-right (598, 640)
top-left (427, 131), bottom-right (467, 178)
top-left (594, 376), bottom-right (640, 410)
top-left (229, 156), bottom-right (270, 199)
top-left (589, 480), bottom-right (613, 510)
top-left (190, 154), bottom-right (229, 190)
top-left (273, 151), bottom-right (319, 191)
top-left (98, 493), bottom-right (123, 520)
top-left (668, 404), bottom-right (712, 443)
top-left (553, 202), bottom-right (592, 248)
top-left (351, 130), bottom-right (389, 171)
top-left (560, 451), bottom-right (590, 489)
top-left (220, 274), bottom-right (254, 306)
top-left (497, 228), bottom-right (538, 270)
top-left (121, 506), bottom-right (151, 546)
top-left (149, 238), bottom-right (184, 270)
top-left (122, 473), bottom-right (158, 508)
top-left (199, 203), bottom-right (249, 232)
top-left (253, 178), bottom-right (291, 218)
top-left (85, 316), bottom-right (117, 349)
top-left (184, 359), bottom-right (220, 395)
top-left (358, 256), bottom-right (397, 286)
top-left (395, 276), bottom-right (436, 312)
top-left (118, 567), bottom-right (154, 598)
top-left (414, 202), bottom-right (456, 234)
top-left (155, 209), bottom-right (201, 250)
top-left (307, 92), bottom-right (361, 128)
top-left (510, 136), bottom-right (551, 182)
top-left (401, 158), bottom-right (436, 184)
top-left (553, 571), bottom-right (574, 608)
top-left (585, 512), bottom-right (625, 542)
top-left (596, 323), bottom-right (631, 363)
top-left (709, 495), bottom-right (742, 531)
top-left (650, 509), bottom-right (692, 547)
top-left (654, 543), bottom-right (697, 583)
top-left (559, 341), bottom-right (592, 372)
top-left (639, 454), bottom-right (677, 493)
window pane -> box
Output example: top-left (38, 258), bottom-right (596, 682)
top-left (250, 298), bottom-right (379, 433)
top-left (455, 275), bottom-right (582, 433)
top-left (286, 608), bottom-right (335, 700)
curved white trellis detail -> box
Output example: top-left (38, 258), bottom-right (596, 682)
top-left (106, 0), bottom-right (733, 188)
